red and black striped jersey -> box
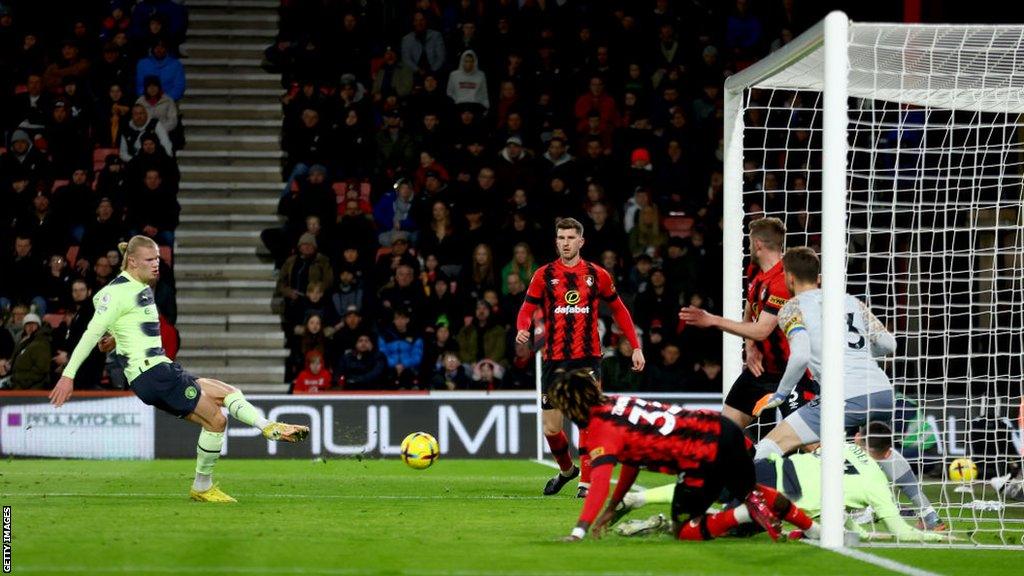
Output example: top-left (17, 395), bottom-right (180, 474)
top-left (582, 396), bottom-right (722, 476)
top-left (522, 259), bottom-right (618, 361)
top-left (748, 260), bottom-right (792, 375)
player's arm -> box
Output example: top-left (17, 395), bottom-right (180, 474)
top-left (515, 267), bottom-right (545, 344)
top-left (857, 299), bottom-right (896, 357)
top-left (874, 449), bottom-right (942, 529)
top-left (566, 453), bottom-right (618, 541)
top-left (680, 305), bottom-right (779, 341)
top-left (591, 463), bottom-right (640, 537)
top-left (753, 300), bottom-right (808, 415)
top-left (598, 268), bottom-right (643, 370)
top-left (864, 475), bottom-right (943, 542)
top-left (50, 290), bottom-right (120, 407)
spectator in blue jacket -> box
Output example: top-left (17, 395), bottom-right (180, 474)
top-left (401, 11), bottom-right (446, 77)
top-left (136, 39), bottom-right (184, 101)
top-left (373, 179), bottom-right (418, 246)
top-left (377, 308), bottom-right (423, 389)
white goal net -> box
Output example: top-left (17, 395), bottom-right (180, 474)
top-left (725, 14), bottom-right (1024, 547)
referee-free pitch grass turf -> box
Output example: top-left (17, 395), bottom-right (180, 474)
top-left (0, 459), bottom-right (1017, 575)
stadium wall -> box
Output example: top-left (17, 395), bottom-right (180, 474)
top-left (2, 392), bottom-right (1015, 460)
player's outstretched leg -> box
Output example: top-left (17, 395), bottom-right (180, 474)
top-left (577, 427), bottom-right (592, 498)
top-left (216, 383), bottom-right (309, 442)
top-left (756, 484), bottom-right (819, 539)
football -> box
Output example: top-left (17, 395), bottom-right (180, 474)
top-left (400, 432), bottom-right (440, 470)
top-left (949, 458), bottom-right (978, 482)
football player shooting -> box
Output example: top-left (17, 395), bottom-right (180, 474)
top-left (749, 247), bottom-right (895, 460)
top-left (49, 236), bottom-right (311, 502)
top-left (546, 369), bottom-right (816, 543)
top-left (515, 218), bottom-right (644, 498)
top-left (678, 217), bottom-right (817, 429)
top-left (616, 422), bottom-right (944, 542)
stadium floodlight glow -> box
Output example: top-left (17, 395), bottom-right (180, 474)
top-left (725, 11), bottom-right (1024, 549)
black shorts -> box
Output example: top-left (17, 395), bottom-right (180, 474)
top-left (724, 369), bottom-right (819, 418)
top-left (671, 417), bottom-right (756, 523)
top-left (131, 361), bottom-right (201, 418)
top-left (540, 358), bottom-right (602, 410)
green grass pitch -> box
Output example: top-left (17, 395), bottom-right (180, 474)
top-left (1, 458), bottom-right (1019, 575)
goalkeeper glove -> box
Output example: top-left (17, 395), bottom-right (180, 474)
top-left (752, 392), bottom-right (787, 417)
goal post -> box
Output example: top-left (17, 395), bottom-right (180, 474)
top-left (724, 11), bottom-right (1024, 548)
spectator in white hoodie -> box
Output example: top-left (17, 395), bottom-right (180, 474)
top-left (446, 50), bottom-right (489, 112)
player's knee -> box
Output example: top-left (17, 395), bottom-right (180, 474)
top-left (208, 411), bottom-right (228, 433)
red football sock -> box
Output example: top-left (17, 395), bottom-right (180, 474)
top-left (676, 509), bottom-right (739, 541)
top-left (757, 484), bottom-right (813, 530)
top-left (545, 431), bottom-right (574, 473)
top-left (579, 428), bottom-right (591, 483)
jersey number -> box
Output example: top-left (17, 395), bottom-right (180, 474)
top-left (627, 404), bottom-right (676, 435)
top-left (846, 313), bottom-right (865, 350)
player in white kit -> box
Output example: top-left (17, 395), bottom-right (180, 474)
top-left (752, 247), bottom-right (895, 459)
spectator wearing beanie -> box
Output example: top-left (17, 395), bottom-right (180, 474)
top-left (2, 129), bottom-right (50, 184)
top-left (337, 333), bottom-right (387, 390)
top-left (9, 313), bottom-right (52, 390)
top-left (372, 44), bottom-right (414, 102)
top-left (43, 39), bottom-right (91, 91)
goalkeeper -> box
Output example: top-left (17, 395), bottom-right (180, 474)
top-left (49, 236), bottom-right (311, 502)
top-left (615, 422), bottom-right (943, 542)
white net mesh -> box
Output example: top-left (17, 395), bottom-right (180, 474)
top-left (733, 21), bottom-right (1024, 546)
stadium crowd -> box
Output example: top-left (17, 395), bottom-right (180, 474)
top-left (0, 0), bottom-right (186, 390)
top-left (267, 0), bottom-right (824, 393)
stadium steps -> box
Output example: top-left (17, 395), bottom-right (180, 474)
top-left (176, 2), bottom-right (288, 393)
top-left (180, 103), bottom-right (281, 121)
top-left (185, 135), bottom-right (279, 152)
top-left (177, 314), bottom-right (281, 334)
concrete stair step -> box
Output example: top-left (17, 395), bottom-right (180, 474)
top-left (186, 123), bottom-right (279, 138)
top-left (184, 63), bottom-right (267, 76)
top-left (177, 313), bottom-right (280, 333)
top-left (185, 137), bottom-right (279, 152)
top-left (179, 149), bottom-right (282, 158)
top-left (175, 263), bottom-right (275, 281)
top-left (177, 366), bottom-right (287, 385)
top-left (175, 229), bottom-right (263, 246)
top-left (180, 165), bottom-right (280, 183)
top-left (180, 330), bottom-right (285, 349)
top-left (178, 347), bottom-right (289, 367)
top-left (179, 157), bottom-right (283, 169)
top-left (180, 181), bottom-right (281, 193)
top-left (173, 246), bottom-right (271, 265)
top-left (180, 103), bottom-right (281, 121)
top-left (176, 279), bottom-right (275, 300)
top-left (184, 57), bottom-right (264, 67)
top-left (181, 47), bottom-right (265, 61)
top-left (177, 297), bottom-right (274, 314)
top-left (179, 196), bottom-right (276, 215)
top-left (179, 196), bottom-right (278, 215)
top-left (188, 74), bottom-right (280, 91)
top-left (187, 0), bottom-right (278, 8)
top-left (187, 30), bottom-right (277, 45)
top-left (190, 14), bottom-right (278, 29)
top-left (186, 88), bottom-right (281, 99)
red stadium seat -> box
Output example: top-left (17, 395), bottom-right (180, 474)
top-left (663, 214), bottom-right (695, 239)
top-left (51, 179), bottom-right (70, 193)
top-left (66, 245), bottom-right (79, 267)
top-left (42, 313), bottom-right (63, 328)
top-left (93, 148), bottom-right (119, 172)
